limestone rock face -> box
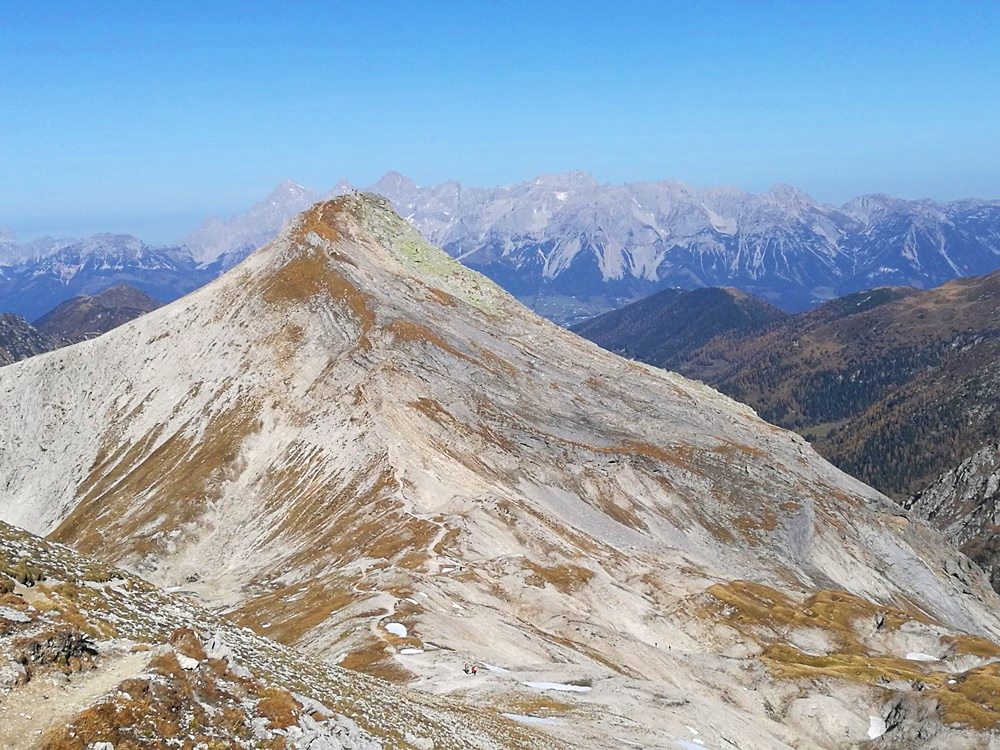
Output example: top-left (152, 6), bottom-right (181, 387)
top-left (1, 194), bottom-right (1000, 748)
top-left (909, 444), bottom-right (1000, 590)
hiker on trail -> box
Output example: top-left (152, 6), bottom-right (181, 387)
top-left (470, 663), bottom-right (478, 675)
top-left (463, 663), bottom-right (470, 674)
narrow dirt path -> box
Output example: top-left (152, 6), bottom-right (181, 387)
top-left (0, 650), bottom-right (150, 749)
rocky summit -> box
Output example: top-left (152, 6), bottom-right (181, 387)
top-left (2, 194), bottom-right (1000, 748)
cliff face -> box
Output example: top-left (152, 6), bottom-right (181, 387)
top-left (0, 313), bottom-right (63, 366)
top-left (908, 445), bottom-right (1000, 590)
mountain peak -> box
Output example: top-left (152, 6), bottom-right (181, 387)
top-left (764, 182), bottom-right (816, 206)
top-left (258, 179), bottom-right (315, 210)
top-left (372, 170), bottom-right (417, 197)
top-left (4, 197), bottom-right (1000, 747)
top-left (277, 191), bottom-right (510, 314)
top-left (529, 170), bottom-right (598, 189)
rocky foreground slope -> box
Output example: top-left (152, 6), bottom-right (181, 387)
top-left (0, 520), bottom-right (551, 750)
top-left (2, 195), bottom-right (1000, 747)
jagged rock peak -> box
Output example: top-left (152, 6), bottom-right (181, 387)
top-left (372, 170), bottom-right (418, 197)
top-left (267, 178), bottom-right (313, 202)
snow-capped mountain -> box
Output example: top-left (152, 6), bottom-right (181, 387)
top-left (3, 194), bottom-right (1000, 747)
top-left (0, 234), bottom-right (211, 321)
top-left (6, 174), bottom-right (998, 325)
top-left (184, 173), bottom-right (1000, 322)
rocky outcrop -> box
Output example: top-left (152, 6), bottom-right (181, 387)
top-left (908, 445), bottom-right (1000, 590)
top-left (0, 313), bottom-right (62, 366)
top-left (0, 520), bottom-right (554, 749)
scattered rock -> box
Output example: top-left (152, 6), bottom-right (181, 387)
top-left (0, 659), bottom-right (27, 687)
top-left (17, 629), bottom-right (97, 673)
top-left (0, 606), bottom-right (31, 624)
top-left (405, 732), bottom-right (434, 749)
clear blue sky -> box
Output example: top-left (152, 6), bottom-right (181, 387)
top-left (2, 1), bottom-right (998, 242)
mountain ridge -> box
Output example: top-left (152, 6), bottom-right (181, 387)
top-left (3, 194), bottom-right (1000, 746)
top-left (34, 284), bottom-right (162, 343)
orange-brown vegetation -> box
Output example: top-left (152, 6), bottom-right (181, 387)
top-left (338, 639), bottom-right (414, 683)
top-left (705, 579), bottom-right (1000, 730)
top-left (57, 401), bottom-right (262, 561)
top-left (523, 561), bottom-right (595, 595)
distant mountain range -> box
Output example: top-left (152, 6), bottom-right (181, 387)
top-left (0, 233), bottom-right (213, 321)
top-left (3, 173), bottom-right (998, 324)
top-left (575, 270), bottom-right (1000, 500)
top-left (0, 285), bottom-right (159, 365)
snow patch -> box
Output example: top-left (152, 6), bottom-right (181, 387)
top-left (503, 712), bottom-right (562, 726)
top-left (522, 681), bottom-right (591, 693)
top-left (384, 622), bottom-right (408, 637)
top-left (868, 715), bottom-right (887, 739)
top-left (905, 652), bottom-right (939, 662)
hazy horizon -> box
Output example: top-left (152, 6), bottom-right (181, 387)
top-left (3, 1), bottom-right (998, 243)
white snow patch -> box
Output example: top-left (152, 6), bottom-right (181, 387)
top-left (176, 654), bottom-right (200, 671)
top-left (385, 622), bottom-right (408, 637)
top-left (398, 647), bottom-right (424, 655)
top-left (503, 713), bottom-right (562, 726)
top-left (868, 715), bottom-right (887, 739)
top-left (484, 663), bottom-right (509, 673)
top-left (905, 652), bottom-right (939, 662)
top-left (522, 681), bottom-right (591, 693)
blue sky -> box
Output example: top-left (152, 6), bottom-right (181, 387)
top-left (2, 1), bottom-right (998, 242)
